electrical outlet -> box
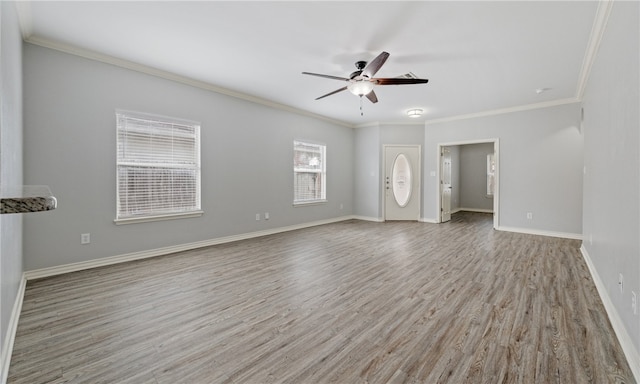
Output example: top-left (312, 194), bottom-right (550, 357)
top-left (632, 291), bottom-right (637, 315)
top-left (339, 203), bottom-right (344, 210)
top-left (589, 234), bottom-right (593, 246)
top-left (265, 212), bottom-right (269, 220)
top-left (255, 213), bottom-right (260, 221)
top-left (526, 212), bottom-right (533, 220)
top-left (619, 273), bottom-right (624, 293)
top-left (80, 233), bottom-right (90, 245)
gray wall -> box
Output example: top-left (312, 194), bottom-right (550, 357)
top-left (353, 125), bottom-right (380, 220)
top-left (353, 123), bottom-right (424, 220)
top-left (11, 1), bottom-right (639, 371)
top-left (582, 1), bottom-right (639, 355)
top-left (459, 143), bottom-right (494, 211)
top-left (0, 0), bottom-right (24, 367)
top-left (23, 44), bottom-right (354, 270)
top-left (424, 102), bottom-right (583, 236)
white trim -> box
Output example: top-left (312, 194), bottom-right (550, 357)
top-left (25, 216), bottom-right (355, 280)
top-left (24, 36), bottom-right (353, 129)
top-left (292, 200), bottom-right (328, 207)
top-left (352, 215), bottom-right (384, 222)
top-left (575, 0), bottom-right (614, 100)
top-left (580, 245), bottom-right (640, 382)
top-left (496, 225), bottom-right (582, 240)
top-left (457, 208), bottom-right (494, 214)
top-left (425, 98), bottom-right (579, 125)
top-left (114, 210), bottom-right (204, 225)
top-left (354, 121), bottom-right (425, 129)
top-left (10, 218), bottom-right (633, 383)
top-left (419, 217), bottom-right (438, 224)
top-left (0, 275), bottom-right (27, 384)
top-left (436, 139), bottom-right (500, 229)
top-left (24, 35), bottom-right (589, 131)
top-left (115, 108), bottom-right (201, 127)
top-left (13, 1), bottom-right (32, 40)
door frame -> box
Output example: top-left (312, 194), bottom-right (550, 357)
top-left (382, 144), bottom-right (421, 221)
top-left (436, 138), bottom-right (500, 229)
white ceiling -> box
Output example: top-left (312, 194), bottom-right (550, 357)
top-left (18, 1), bottom-right (600, 126)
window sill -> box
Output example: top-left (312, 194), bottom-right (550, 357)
top-left (114, 210), bottom-right (204, 225)
top-left (293, 200), bottom-right (328, 207)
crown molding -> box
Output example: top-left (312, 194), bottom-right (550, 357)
top-left (24, 36), bottom-right (355, 129)
top-left (14, 1), bottom-right (33, 40)
top-left (354, 120), bottom-right (428, 129)
top-left (424, 97), bottom-right (580, 125)
top-left (575, 0), bottom-right (614, 100)
top-left (21, 0), bottom-right (608, 132)
top-left (21, 35), bottom-right (588, 130)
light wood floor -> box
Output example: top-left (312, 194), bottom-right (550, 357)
top-left (8, 212), bottom-right (635, 383)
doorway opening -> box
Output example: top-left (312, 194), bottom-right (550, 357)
top-left (437, 139), bottom-right (499, 229)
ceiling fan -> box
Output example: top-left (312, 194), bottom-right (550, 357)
top-left (302, 51), bottom-right (429, 105)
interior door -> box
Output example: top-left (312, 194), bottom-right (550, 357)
top-left (441, 147), bottom-right (452, 222)
top-left (384, 145), bottom-right (420, 221)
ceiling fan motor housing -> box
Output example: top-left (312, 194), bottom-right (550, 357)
top-left (351, 61), bottom-right (368, 79)
top-left (350, 70), bottom-right (363, 79)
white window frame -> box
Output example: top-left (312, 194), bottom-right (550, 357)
top-left (115, 110), bottom-right (202, 224)
top-left (293, 140), bottom-right (327, 206)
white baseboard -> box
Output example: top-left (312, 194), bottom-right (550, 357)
top-left (496, 225), bottom-right (582, 240)
top-left (10, 217), bottom-right (635, 383)
top-left (352, 215), bottom-right (384, 222)
top-left (1, 274), bottom-right (26, 384)
top-left (458, 208), bottom-right (494, 214)
top-left (580, 245), bottom-right (640, 382)
top-left (357, 216), bottom-right (436, 223)
top-left (25, 215), bottom-right (355, 280)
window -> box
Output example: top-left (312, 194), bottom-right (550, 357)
top-left (116, 111), bottom-right (202, 224)
top-left (293, 140), bottom-right (326, 205)
top-left (487, 153), bottom-right (496, 197)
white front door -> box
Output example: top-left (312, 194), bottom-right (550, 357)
top-left (384, 145), bottom-right (420, 221)
top-left (441, 147), bottom-right (452, 223)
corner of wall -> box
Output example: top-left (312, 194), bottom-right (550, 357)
top-left (580, 245), bottom-right (640, 382)
top-left (0, 274), bottom-right (27, 384)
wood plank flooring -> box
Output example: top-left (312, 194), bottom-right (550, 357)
top-left (8, 212), bottom-right (636, 383)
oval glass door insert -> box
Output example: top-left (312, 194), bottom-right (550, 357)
top-left (392, 153), bottom-right (412, 207)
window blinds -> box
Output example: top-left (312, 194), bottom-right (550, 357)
top-left (293, 141), bottom-right (326, 203)
top-left (116, 112), bottom-right (201, 220)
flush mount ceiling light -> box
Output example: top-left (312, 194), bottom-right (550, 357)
top-left (407, 109), bottom-right (424, 118)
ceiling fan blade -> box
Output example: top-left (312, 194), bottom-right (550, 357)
top-left (365, 90), bottom-right (378, 104)
top-left (302, 72), bottom-right (350, 82)
top-left (373, 78), bottom-right (429, 85)
top-left (362, 51), bottom-right (390, 79)
top-left (315, 86), bottom-right (348, 100)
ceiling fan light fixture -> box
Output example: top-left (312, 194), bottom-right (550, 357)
top-left (407, 108), bottom-right (424, 118)
top-left (347, 81), bottom-right (375, 96)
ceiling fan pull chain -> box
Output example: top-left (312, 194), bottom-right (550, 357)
top-left (360, 96), bottom-right (364, 116)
